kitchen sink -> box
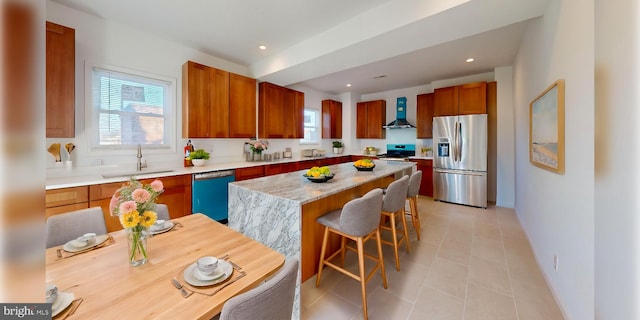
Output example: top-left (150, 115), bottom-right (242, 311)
top-left (101, 169), bottom-right (174, 179)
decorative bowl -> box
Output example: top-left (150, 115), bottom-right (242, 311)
top-left (191, 159), bottom-right (206, 166)
top-left (353, 164), bottom-right (375, 171)
top-left (303, 173), bottom-right (335, 183)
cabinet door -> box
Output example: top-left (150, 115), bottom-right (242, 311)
top-left (283, 88), bottom-right (298, 138)
top-left (458, 82), bottom-right (487, 115)
top-left (258, 82), bottom-right (285, 138)
top-left (229, 73), bottom-right (256, 138)
top-left (208, 67), bottom-right (230, 138)
top-left (433, 86), bottom-right (458, 117)
top-left (293, 90), bottom-right (305, 139)
top-left (46, 21), bottom-right (75, 138)
top-left (356, 102), bottom-right (367, 138)
top-left (366, 100), bottom-right (386, 139)
top-left (182, 61), bottom-right (211, 138)
top-left (416, 93), bottom-right (434, 138)
top-left (322, 100), bottom-right (342, 139)
top-left (235, 166), bottom-right (265, 181)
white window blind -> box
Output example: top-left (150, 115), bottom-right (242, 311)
top-left (90, 66), bottom-right (173, 149)
top-left (300, 108), bottom-right (319, 144)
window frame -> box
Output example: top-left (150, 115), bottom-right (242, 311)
top-left (85, 61), bottom-right (177, 155)
top-left (300, 108), bottom-right (320, 144)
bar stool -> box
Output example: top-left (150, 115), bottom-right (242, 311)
top-left (316, 189), bottom-right (387, 320)
top-left (380, 175), bottom-right (411, 271)
top-left (406, 170), bottom-right (423, 240)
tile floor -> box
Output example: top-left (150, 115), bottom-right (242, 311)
top-left (301, 197), bottom-right (564, 320)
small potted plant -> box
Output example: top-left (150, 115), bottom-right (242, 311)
top-left (188, 149), bottom-right (210, 166)
top-left (332, 141), bottom-right (344, 154)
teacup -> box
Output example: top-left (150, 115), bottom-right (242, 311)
top-left (45, 284), bottom-right (58, 304)
top-left (196, 256), bottom-right (219, 276)
top-left (152, 219), bottom-right (166, 230)
top-left (78, 233), bottom-right (96, 245)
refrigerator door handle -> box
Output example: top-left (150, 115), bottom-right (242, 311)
top-left (458, 122), bottom-right (463, 162)
top-left (434, 168), bottom-right (486, 176)
top-left (453, 122), bottom-right (459, 162)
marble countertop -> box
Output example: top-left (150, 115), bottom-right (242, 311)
top-left (45, 154), bottom-right (351, 190)
top-left (230, 161), bottom-right (415, 204)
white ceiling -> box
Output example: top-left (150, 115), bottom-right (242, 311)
top-left (51, 0), bottom-right (550, 95)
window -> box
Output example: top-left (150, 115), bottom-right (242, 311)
top-left (300, 108), bottom-right (319, 144)
top-left (88, 64), bottom-right (175, 151)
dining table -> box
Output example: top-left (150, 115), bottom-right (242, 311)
top-left (45, 213), bottom-right (285, 319)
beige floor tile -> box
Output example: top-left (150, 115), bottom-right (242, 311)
top-left (383, 259), bottom-right (429, 302)
top-left (473, 221), bottom-right (501, 241)
top-left (437, 231), bottom-right (472, 265)
top-left (366, 287), bottom-right (414, 320)
top-left (403, 242), bottom-right (438, 268)
top-left (468, 255), bottom-right (512, 296)
top-left (471, 236), bottom-right (506, 265)
top-left (464, 283), bottom-right (517, 320)
top-left (302, 291), bottom-right (361, 320)
top-left (408, 286), bottom-right (464, 320)
top-left (515, 296), bottom-right (564, 320)
top-left (424, 257), bottom-right (469, 299)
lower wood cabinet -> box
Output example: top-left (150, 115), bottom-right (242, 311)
top-left (409, 159), bottom-right (433, 197)
top-left (45, 186), bottom-right (88, 218)
top-left (235, 166), bottom-right (265, 181)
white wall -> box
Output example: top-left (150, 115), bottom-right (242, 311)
top-left (513, 0), bottom-right (594, 319)
top-left (495, 67), bottom-right (515, 207)
top-left (594, 0), bottom-right (640, 318)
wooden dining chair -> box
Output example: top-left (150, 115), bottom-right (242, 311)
top-left (218, 258), bottom-right (299, 320)
top-left (406, 170), bottom-right (423, 240)
top-left (45, 207), bottom-right (108, 248)
top-left (315, 188), bottom-right (387, 320)
top-left (380, 174), bottom-right (411, 271)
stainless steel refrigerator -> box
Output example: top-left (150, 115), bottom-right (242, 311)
top-left (433, 114), bottom-right (487, 208)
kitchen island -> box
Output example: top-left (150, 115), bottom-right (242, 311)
top-left (228, 160), bottom-right (415, 319)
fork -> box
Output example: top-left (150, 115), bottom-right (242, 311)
top-left (171, 278), bottom-right (193, 298)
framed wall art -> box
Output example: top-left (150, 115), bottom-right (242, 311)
top-left (529, 79), bottom-right (565, 174)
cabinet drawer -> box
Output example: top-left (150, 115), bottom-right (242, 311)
top-left (89, 182), bottom-right (123, 201)
top-left (235, 166), bottom-right (264, 181)
top-left (45, 203), bottom-right (89, 219)
top-left (46, 186), bottom-right (88, 208)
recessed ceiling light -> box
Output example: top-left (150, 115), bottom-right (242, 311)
top-left (259, 45), bottom-right (267, 50)
top-left (346, 84), bottom-right (352, 87)
top-left (466, 58), bottom-right (475, 63)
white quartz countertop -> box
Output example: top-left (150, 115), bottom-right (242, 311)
top-left (45, 154), bottom-right (350, 190)
top-left (230, 161), bottom-right (415, 204)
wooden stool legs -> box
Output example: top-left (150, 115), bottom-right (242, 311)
top-left (380, 208), bottom-right (411, 271)
top-left (407, 196), bottom-right (421, 240)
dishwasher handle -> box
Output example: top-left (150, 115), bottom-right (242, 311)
top-left (193, 170), bottom-right (235, 180)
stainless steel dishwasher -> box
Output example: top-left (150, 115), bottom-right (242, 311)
top-left (192, 170), bottom-right (235, 224)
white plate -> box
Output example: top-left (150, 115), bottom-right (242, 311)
top-left (183, 260), bottom-right (233, 287)
top-left (150, 221), bottom-right (175, 235)
top-left (51, 292), bottom-right (74, 317)
top-left (63, 234), bottom-right (109, 253)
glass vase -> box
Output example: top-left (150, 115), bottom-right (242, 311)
top-left (253, 152), bottom-right (262, 161)
top-left (126, 227), bottom-right (149, 267)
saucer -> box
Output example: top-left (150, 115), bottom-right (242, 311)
top-left (63, 234), bottom-right (109, 253)
top-left (150, 221), bottom-right (175, 235)
top-left (51, 291), bottom-right (74, 317)
top-left (183, 260), bottom-right (232, 287)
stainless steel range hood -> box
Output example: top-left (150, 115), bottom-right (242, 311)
top-left (383, 97), bottom-right (415, 129)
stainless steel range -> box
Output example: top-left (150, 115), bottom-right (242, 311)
top-left (378, 144), bottom-right (415, 161)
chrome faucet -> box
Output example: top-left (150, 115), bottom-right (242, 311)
top-left (136, 144), bottom-right (147, 171)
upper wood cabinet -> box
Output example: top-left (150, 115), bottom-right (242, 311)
top-left (182, 61), bottom-right (256, 138)
top-left (416, 93), bottom-right (434, 139)
top-left (433, 81), bottom-right (487, 116)
top-left (258, 82), bottom-right (304, 139)
top-left (229, 73), bottom-right (257, 138)
top-left (321, 99), bottom-right (342, 139)
top-left (46, 21), bottom-right (75, 138)
top-left (356, 100), bottom-right (386, 139)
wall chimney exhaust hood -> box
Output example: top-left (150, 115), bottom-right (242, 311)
top-left (383, 97), bottom-right (415, 129)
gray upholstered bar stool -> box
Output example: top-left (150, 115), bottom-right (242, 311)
top-left (406, 170), bottom-right (423, 240)
top-left (380, 174), bottom-right (411, 271)
top-left (315, 188), bottom-right (387, 320)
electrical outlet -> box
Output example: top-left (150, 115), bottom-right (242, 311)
top-left (553, 255), bottom-right (559, 272)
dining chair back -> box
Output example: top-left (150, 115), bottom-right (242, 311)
top-left (219, 258), bottom-right (299, 320)
top-left (155, 204), bottom-right (170, 220)
top-left (406, 170), bottom-right (423, 240)
top-left (380, 174), bottom-right (411, 271)
top-left (45, 207), bottom-right (108, 248)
